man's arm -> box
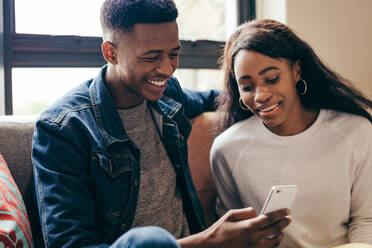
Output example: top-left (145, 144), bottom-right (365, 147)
top-left (177, 208), bottom-right (290, 248)
top-left (182, 88), bottom-right (220, 119)
top-left (178, 134), bottom-right (290, 248)
top-left (33, 118), bottom-right (109, 248)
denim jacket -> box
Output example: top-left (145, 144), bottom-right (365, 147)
top-left (32, 66), bottom-right (219, 248)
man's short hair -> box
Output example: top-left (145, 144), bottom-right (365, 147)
top-left (100, 0), bottom-right (178, 35)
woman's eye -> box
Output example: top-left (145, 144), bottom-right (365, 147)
top-left (266, 76), bottom-right (279, 84)
top-left (242, 85), bottom-right (252, 92)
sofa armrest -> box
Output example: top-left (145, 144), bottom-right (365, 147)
top-left (188, 112), bottom-right (220, 227)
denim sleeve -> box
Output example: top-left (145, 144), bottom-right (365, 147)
top-left (32, 118), bottom-right (110, 248)
top-left (165, 77), bottom-right (220, 119)
top-left (181, 88), bottom-right (220, 119)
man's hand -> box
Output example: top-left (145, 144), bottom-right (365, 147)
top-left (178, 207), bottom-right (291, 248)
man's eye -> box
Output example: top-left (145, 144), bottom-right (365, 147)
top-left (266, 76), bottom-right (279, 84)
top-left (169, 53), bottom-right (179, 58)
top-left (143, 56), bottom-right (160, 61)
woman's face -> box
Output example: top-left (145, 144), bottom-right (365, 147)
top-left (234, 49), bottom-right (306, 135)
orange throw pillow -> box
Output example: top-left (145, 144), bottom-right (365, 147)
top-left (0, 154), bottom-right (34, 247)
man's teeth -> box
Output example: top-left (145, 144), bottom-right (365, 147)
top-left (261, 104), bottom-right (278, 112)
top-left (148, 80), bottom-right (166, 86)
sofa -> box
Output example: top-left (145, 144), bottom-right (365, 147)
top-left (0, 112), bottom-right (219, 247)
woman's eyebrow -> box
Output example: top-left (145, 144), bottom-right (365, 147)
top-left (259, 66), bottom-right (280, 75)
top-left (238, 66), bottom-right (280, 81)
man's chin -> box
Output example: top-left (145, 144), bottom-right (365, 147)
top-left (144, 93), bottom-right (164, 103)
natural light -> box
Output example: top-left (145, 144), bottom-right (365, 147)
top-left (13, 0), bottom-right (230, 115)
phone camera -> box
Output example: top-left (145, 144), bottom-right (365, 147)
top-left (276, 189), bottom-right (281, 193)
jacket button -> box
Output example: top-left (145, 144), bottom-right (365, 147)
top-left (121, 223), bottom-right (127, 230)
top-left (133, 179), bottom-right (138, 187)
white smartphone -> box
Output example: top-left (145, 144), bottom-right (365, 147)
top-left (260, 185), bottom-right (298, 215)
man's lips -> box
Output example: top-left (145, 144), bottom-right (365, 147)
top-left (147, 79), bottom-right (167, 86)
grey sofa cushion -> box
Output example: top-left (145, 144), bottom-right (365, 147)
top-left (0, 119), bottom-right (34, 196)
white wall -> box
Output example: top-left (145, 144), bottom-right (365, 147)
top-left (256, 0), bottom-right (372, 98)
top-left (256, 0), bottom-right (286, 24)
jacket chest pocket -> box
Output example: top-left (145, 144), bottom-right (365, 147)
top-left (98, 153), bottom-right (133, 177)
top-left (92, 152), bottom-right (138, 229)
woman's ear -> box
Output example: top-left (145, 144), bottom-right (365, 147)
top-left (102, 41), bottom-right (117, 64)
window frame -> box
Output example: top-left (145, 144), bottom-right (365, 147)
top-left (1, 0), bottom-right (255, 115)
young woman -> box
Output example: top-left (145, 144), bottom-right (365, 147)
top-left (210, 19), bottom-right (372, 247)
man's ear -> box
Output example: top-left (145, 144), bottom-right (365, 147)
top-left (293, 60), bottom-right (301, 81)
top-left (102, 41), bottom-right (117, 64)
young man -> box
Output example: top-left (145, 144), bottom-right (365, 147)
top-left (32, 0), bottom-right (290, 247)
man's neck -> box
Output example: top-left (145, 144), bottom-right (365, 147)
top-left (104, 64), bottom-right (144, 108)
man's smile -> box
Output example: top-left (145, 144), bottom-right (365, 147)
top-left (147, 79), bottom-right (167, 86)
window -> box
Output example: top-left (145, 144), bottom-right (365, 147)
top-left (1, 0), bottom-right (255, 115)
top-left (12, 68), bottom-right (100, 114)
top-left (15, 0), bottom-right (102, 37)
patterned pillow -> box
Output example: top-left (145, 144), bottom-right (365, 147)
top-left (0, 154), bottom-right (34, 247)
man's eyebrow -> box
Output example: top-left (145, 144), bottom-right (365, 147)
top-left (172, 46), bottom-right (181, 51)
top-left (259, 66), bottom-right (280, 75)
top-left (140, 50), bottom-right (163, 56)
top-left (140, 46), bottom-right (181, 56)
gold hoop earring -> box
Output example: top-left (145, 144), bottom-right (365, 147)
top-left (297, 79), bottom-right (308, 96)
top-left (239, 97), bottom-right (249, 111)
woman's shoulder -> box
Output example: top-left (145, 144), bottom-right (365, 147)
top-left (324, 109), bottom-right (371, 131)
top-left (210, 117), bottom-right (260, 167)
top-left (212, 116), bottom-right (260, 149)
top-left (322, 109), bottom-right (372, 151)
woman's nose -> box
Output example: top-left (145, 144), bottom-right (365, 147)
top-left (254, 86), bottom-right (272, 103)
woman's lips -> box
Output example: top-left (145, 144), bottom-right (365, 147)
top-left (257, 103), bottom-right (280, 118)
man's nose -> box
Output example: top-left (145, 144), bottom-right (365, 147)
top-left (156, 58), bottom-right (174, 76)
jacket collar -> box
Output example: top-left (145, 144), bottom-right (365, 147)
top-left (148, 95), bottom-right (181, 119)
top-left (89, 65), bottom-right (182, 146)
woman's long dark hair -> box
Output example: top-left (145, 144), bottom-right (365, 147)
top-left (217, 19), bottom-right (372, 132)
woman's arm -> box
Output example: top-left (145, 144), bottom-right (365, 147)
top-left (347, 121), bottom-right (372, 243)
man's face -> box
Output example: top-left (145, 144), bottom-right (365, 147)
top-left (110, 21), bottom-right (180, 108)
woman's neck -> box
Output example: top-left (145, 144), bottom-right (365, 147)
top-left (268, 108), bottom-right (320, 136)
